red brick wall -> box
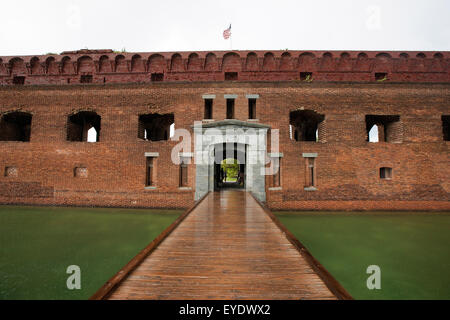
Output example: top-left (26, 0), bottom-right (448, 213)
top-left (0, 49), bottom-right (449, 85)
top-left (0, 80), bottom-right (449, 211)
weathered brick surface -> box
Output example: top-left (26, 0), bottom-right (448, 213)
top-left (0, 50), bottom-right (449, 211)
top-left (0, 49), bottom-right (449, 85)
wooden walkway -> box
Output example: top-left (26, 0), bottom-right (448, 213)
top-left (94, 191), bottom-right (351, 300)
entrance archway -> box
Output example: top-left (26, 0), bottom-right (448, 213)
top-left (193, 119), bottom-right (270, 202)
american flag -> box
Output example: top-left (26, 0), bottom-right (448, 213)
top-left (223, 24), bottom-right (231, 40)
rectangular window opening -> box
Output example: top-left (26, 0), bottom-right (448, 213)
top-left (300, 72), bottom-right (312, 81)
top-left (248, 99), bottom-right (256, 119)
top-left (146, 157), bottom-right (155, 187)
top-left (80, 75), bottom-right (93, 83)
top-left (380, 167), bottom-right (392, 180)
top-left (225, 72), bottom-right (238, 81)
top-left (151, 73), bottom-right (164, 82)
top-left (273, 158), bottom-right (281, 187)
top-left (180, 157), bottom-right (188, 187)
top-left (226, 99), bottom-right (235, 119)
top-left (375, 73), bottom-right (388, 81)
top-left (204, 99), bottom-right (213, 119)
top-left (307, 158), bottom-right (315, 187)
top-left (13, 76), bottom-right (25, 85)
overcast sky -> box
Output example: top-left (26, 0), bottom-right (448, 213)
top-left (0, 0), bottom-right (449, 56)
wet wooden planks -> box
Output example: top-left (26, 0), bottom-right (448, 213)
top-left (106, 191), bottom-right (341, 300)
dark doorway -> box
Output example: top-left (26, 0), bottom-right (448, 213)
top-left (214, 143), bottom-right (246, 190)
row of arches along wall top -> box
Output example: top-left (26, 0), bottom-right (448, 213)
top-left (1, 51), bottom-right (447, 75)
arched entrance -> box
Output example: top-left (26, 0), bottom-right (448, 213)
top-left (193, 119), bottom-right (270, 202)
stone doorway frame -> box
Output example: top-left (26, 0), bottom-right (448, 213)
top-left (193, 120), bottom-right (270, 202)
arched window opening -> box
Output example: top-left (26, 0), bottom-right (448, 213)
top-left (67, 111), bottom-right (101, 142)
top-left (289, 110), bottom-right (324, 142)
top-left (0, 112), bottom-right (32, 142)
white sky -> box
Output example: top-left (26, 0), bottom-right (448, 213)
top-left (0, 0), bottom-right (449, 56)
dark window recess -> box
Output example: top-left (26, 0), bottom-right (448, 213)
top-left (300, 72), bottom-right (313, 81)
top-left (225, 72), bottom-right (238, 81)
top-left (226, 99), bottom-right (235, 119)
top-left (80, 75), bottom-right (93, 83)
top-left (365, 115), bottom-right (401, 142)
top-left (375, 73), bottom-right (388, 81)
top-left (380, 167), bottom-right (392, 179)
top-left (151, 73), bottom-right (164, 82)
top-left (204, 99), bottom-right (213, 119)
top-left (67, 111), bottom-right (101, 142)
top-left (13, 76), bottom-right (25, 85)
top-left (138, 113), bottom-right (174, 141)
top-left (306, 158), bottom-right (316, 187)
top-left (289, 110), bottom-right (324, 142)
top-left (442, 115), bottom-right (450, 141)
top-left (273, 158), bottom-right (281, 187)
top-left (180, 157), bottom-right (188, 187)
top-left (146, 157), bottom-right (154, 186)
top-left (248, 99), bottom-right (256, 119)
top-left (0, 112), bottom-right (32, 142)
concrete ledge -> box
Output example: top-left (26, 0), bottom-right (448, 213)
top-left (302, 153), bottom-right (318, 158)
top-left (144, 186), bottom-right (157, 190)
top-left (304, 186), bottom-right (318, 191)
top-left (268, 187), bottom-right (282, 191)
top-left (224, 94), bottom-right (238, 99)
top-left (145, 152), bottom-right (160, 157)
top-left (178, 187), bottom-right (192, 191)
top-left (179, 152), bottom-right (194, 157)
top-left (246, 94), bottom-right (260, 99)
top-left (268, 152), bottom-right (284, 158)
top-left (202, 94), bottom-right (216, 99)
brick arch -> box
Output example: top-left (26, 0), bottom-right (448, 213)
top-left (99, 55), bottom-right (112, 73)
top-left (9, 57), bottom-right (26, 75)
top-left (204, 53), bottom-right (218, 71)
top-left (245, 52), bottom-right (259, 71)
top-left (320, 52), bottom-right (334, 71)
top-left (298, 52), bottom-right (316, 70)
top-left (30, 57), bottom-right (43, 75)
top-left (374, 53), bottom-right (393, 72)
top-left (337, 52), bottom-right (352, 71)
top-left (187, 53), bottom-right (202, 71)
top-left (46, 56), bottom-right (59, 75)
top-left (262, 52), bottom-right (276, 71)
top-left (431, 52), bottom-right (444, 72)
top-left (148, 54), bottom-right (165, 73)
top-left (131, 54), bottom-right (145, 72)
top-left (77, 56), bottom-right (94, 74)
top-left (171, 53), bottom-right (184, 72)
top-left (354, 52), bottom-right (370, 71)
top-left (396, 53), bottom-right (409, 72)
top-left (222, 52), bottom-right (241, 72)
top-left (279, 52), bottom-right (293, 71)
top-left (115, 55), bottom-right (128, 73)
top-left (61, 56), bottom-right (74, 74)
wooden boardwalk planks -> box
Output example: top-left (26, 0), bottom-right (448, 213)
top-left (98, 191), bottom-right (350, 300)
